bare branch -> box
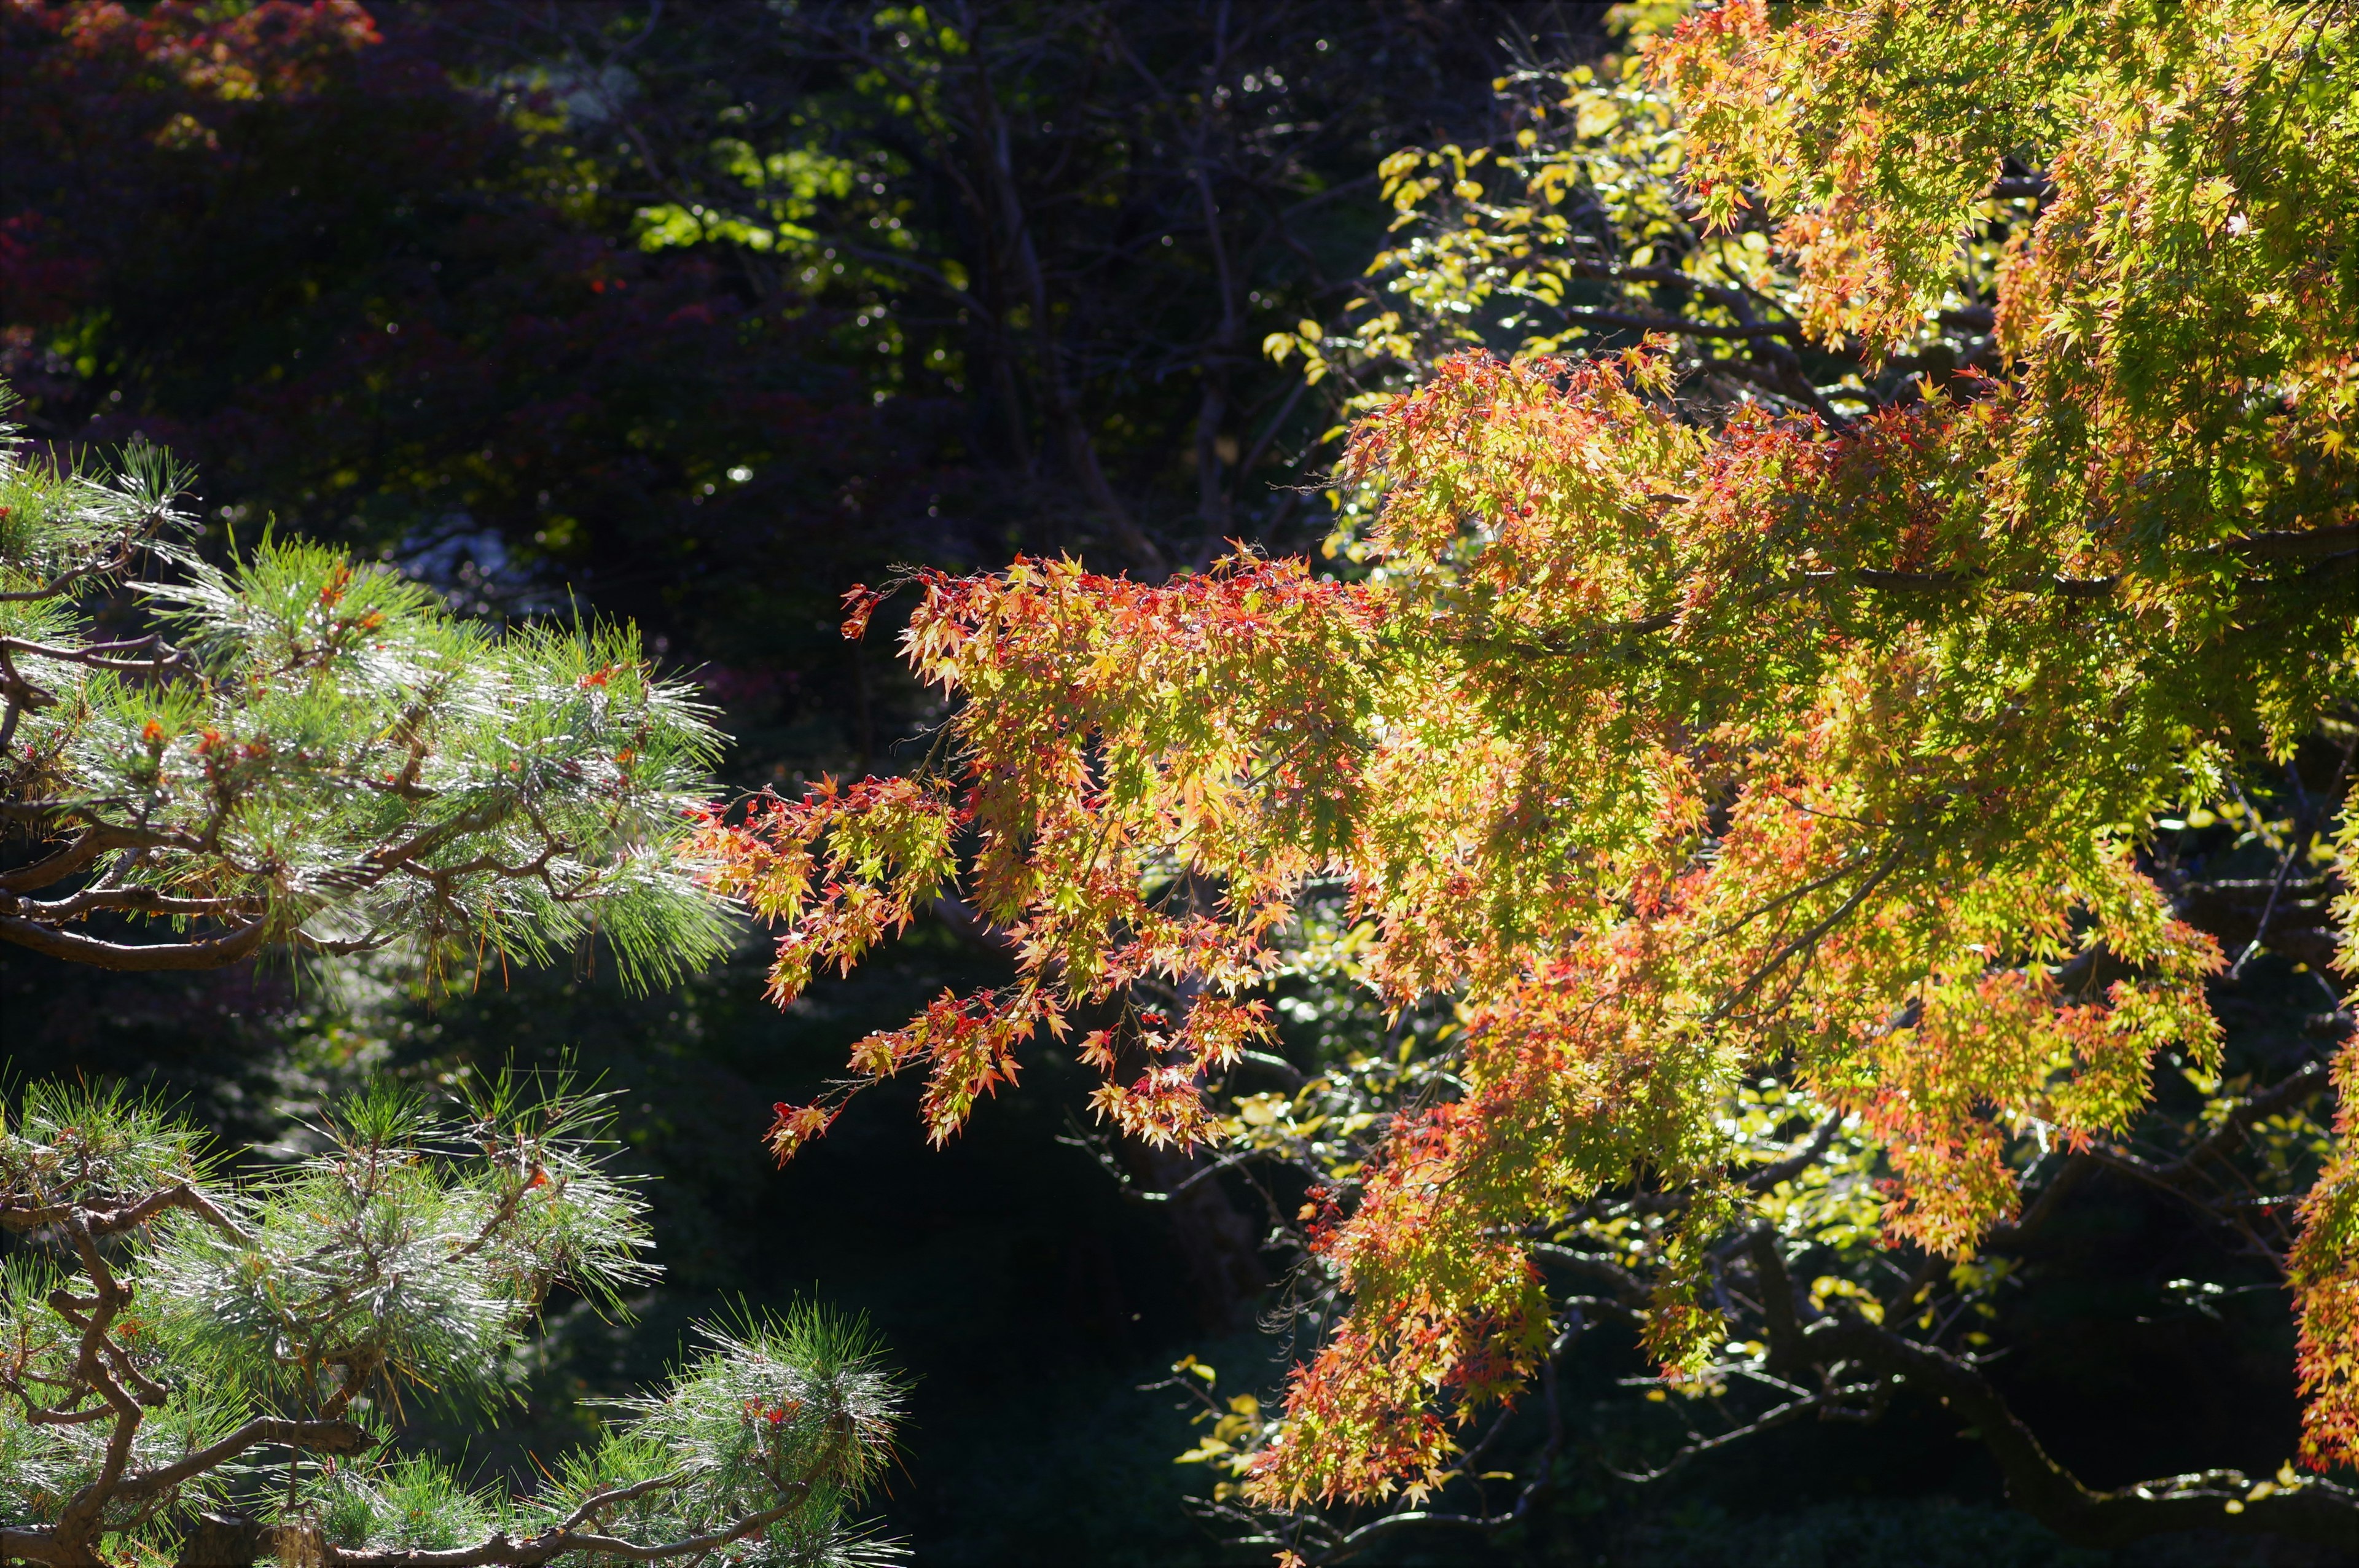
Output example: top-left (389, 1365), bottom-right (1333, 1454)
top-left (2078, 1058), bottom-right (2335, 1254)
top-left (0, 829), bottom-right (116, 893)
top-left (1, 1526), bottom-right (75, 1564)
top-left (0, 633), bottom-right (193, 679)
top-left (7, 887), bottom-right (248, 920)
top-left (0, 913), bottom-right (267, 970)
top-left (1307, 1507), bottom-right (1514, 1566)
top-left (554, 1472), bottom-right (689, 1532)
top-left (1606, 1386), bottom-right (1856, 1485)
top-left (1552, 305), bottom-right (1793, 341)
top-left (2230, 729), bottom-right (2355, 978)
top-left (326, 1492), bottom-right (804, 1567)
top-left (77, 1181), bottom-right (253, 1247)
top-left (55, 1416), bottom-right (377, 1529)
top-left (1801, 1315), bottom-right (2359, 1547)
top-left (51, 1220), bottom-right (144, 1546)
top-left (1745, 1115), bottom-right (1845, 1193)
top-left (0, 532), bottom-right (146, 604)
top-left (2231, 525), bottom-right (2358, 562)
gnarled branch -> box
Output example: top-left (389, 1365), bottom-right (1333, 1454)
top-left (1800, 1314), bottom-right (2359, 1548)
top-left (0, 911), bottom-right (267, 970)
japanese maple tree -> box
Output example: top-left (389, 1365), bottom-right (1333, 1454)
top-left (697, 0), bottom-right (2359, 1554)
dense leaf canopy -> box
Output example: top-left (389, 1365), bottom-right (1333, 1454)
top-left (697, 0), bottom-right (2359, 1547)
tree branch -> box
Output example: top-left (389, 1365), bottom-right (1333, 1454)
top-left (0, 828), bottom-right (118, 892)
top-left (1495, 521), bottom-right (2355, 666)
top-left (0, 633), bottom-right (193, 679)
top-left (0, 532), bottom-right (146, 603)
top-left (324, 1493), bottom-right (804, 1566)
top-left (7, 886), bottom-right (247, 919)
top-left (0, 912), bottom-right (267, 969)
top-left (2161, 1059), bottom-right (2334, 1182)
top-left (0, 1526), bottom-right (75, 1564)
top-left (1804, 1316), bottom-right (2359, 1547)
top-left (2078, 1058), bottom-right (2336, 1251)
top-left (1606, 1386), bottom-right (1855, 1485)
top-left (553, 1472), bottom-right (688, 1532)
top-left (31, 1180), bottom-right (253, 1247)
top-left (1307, 1507), bottom-right (1514, 1566)
top-left (1745, 1114), bottom-right (1845, 1193)
top-left (106, 1416), bottom-right (377, 1505)
top-left (51, 1219), bottom-right (145, 1548)
top-left (2231, 525), bottom-right (2358, 562)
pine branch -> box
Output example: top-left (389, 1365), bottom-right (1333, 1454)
top-left (0, 911), bottom-right (268, 970)
top-left (323, 1493), bottom-right (807, 1567)
top-left (105, 1416), bottom-right (378, 1506)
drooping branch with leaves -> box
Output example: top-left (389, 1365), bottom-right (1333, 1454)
top-left (0, 396), bottom-right (729, 982)
top-left (0, 1078), bottom-right (902, 1568)
top-left (1144, 850), bottom-right (2359, 1561)
top-left (694, 0), bottom-right (2359, 1556)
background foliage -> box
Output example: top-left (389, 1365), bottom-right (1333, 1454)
top-left (4, 2), bottom-right (2349, 1563)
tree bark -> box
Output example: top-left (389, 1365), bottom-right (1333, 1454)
top-left (1807, 1312), bottom-right (2358, 1549)
top-left (0, 911), bottom-right (267, 969)
top-left (175, 1512), bottom-right (268, 1567)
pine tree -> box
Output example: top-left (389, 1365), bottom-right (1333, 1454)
top-left (0, 1077), bottom-right (901, 1567)
top-left (0, 395), bottom-right (727, 984)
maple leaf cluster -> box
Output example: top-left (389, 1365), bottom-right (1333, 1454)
top-left (698, 0), bottom-right (2358, 1509)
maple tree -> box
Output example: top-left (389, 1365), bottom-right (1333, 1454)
top-left (699, 0), bottom-right (2359, 1556)
top-left (0, 1077), bottom-right (901, 1567)
top-left (0, 391), bottom-right (731, 980)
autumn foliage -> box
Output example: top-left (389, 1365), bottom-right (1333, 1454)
top-left (695, 0), bottom-right (2358, 1512)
